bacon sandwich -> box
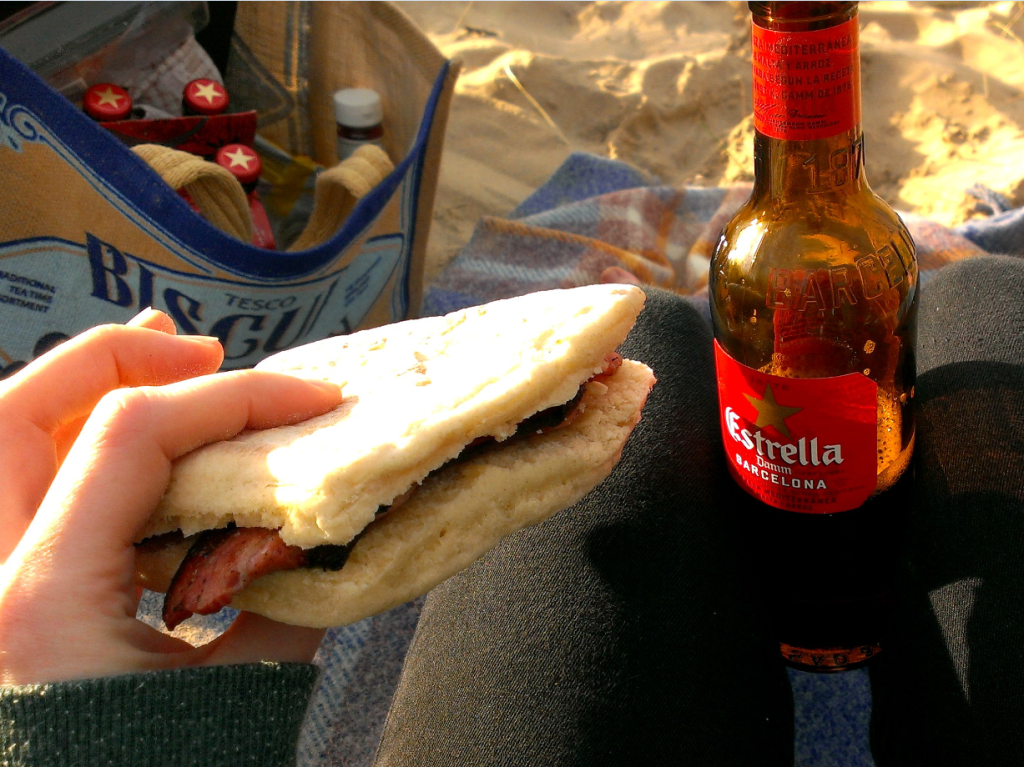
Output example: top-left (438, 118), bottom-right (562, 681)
top-left (134, 284), bottom-right (655, 629)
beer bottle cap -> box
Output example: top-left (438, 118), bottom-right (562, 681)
top-left (333, 88), bottom-right (383, 129)
top-left (215, 143), bottom-right (261, 187)
top-left (83, 83), bottom-right (132, 122)
top-left (183, 78), bottom-right (230, 116)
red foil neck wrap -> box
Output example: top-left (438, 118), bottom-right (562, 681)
top-left (713, 340), bottom-right (877, 514)
top-left (751, 16), bottom-right (860, 141)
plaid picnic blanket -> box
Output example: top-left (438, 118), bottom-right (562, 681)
top-left (297, 151), bottom-right (1022, 766)
top-left (424, 153), bottom-right (998, 319)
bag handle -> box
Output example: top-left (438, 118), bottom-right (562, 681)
top-left (132, 143), bottom-right (393, 251)
top-left (132, 145), bottom-right (254, 243)
top-left (288, 145), bottom-right (394, 252)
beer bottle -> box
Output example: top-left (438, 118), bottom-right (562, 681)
top-left (215, 143), bottom-right (276, 250)
top-left (709, 1), bottom-right (918, 672)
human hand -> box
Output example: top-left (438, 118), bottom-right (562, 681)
top-left (600, 266), bottom-right (643, 286)
top-left (0, 309), bottom-right (342, 685)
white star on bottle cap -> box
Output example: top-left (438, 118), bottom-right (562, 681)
top-left (193, 81), bottom-right (223, 104)
top-left (94, 87), bottom-right (124, 107)
top-left (224, 147), bottom-right (255, 169)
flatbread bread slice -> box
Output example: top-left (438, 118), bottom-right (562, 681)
top-left (139, 284), bottom-right (647, 549)
top-left (136, 358), bottom-right (655, 627)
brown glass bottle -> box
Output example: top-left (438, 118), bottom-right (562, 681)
top-left (709, 1), bottom-right (918, 672)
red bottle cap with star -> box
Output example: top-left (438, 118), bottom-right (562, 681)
top-left (215, 143), bottom-right (261, 190)
top-left (183, 78), bottom-right (230, 116)
top-left (83, 83), bottom-right (132, 122)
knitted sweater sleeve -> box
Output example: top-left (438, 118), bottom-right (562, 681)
top-left (0, 662), bottom-right (320, 767)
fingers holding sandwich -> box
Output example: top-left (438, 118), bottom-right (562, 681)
top-left (0, 367), bottom-right (341, 685)
top-left (0, 309), bottom-right (223, 562)
top-left (42, 369), bottom-right (341, 553)
top-left (0, 310), bottom-right (222, 436)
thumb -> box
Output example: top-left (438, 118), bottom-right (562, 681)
top-left (198, 611), bottom-right (327, 665)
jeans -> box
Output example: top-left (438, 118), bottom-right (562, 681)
top-left (374, 256), bottom-right (1024, 766)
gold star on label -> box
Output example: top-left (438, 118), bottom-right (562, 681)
top-left (93, 87), bottom-right (123, 107)
top-left (193, 81), bottom-right (223, 104)
top-left (224, 147), bottom-right (254, 169)
top-left (744, 384), bottom-right (802, 438)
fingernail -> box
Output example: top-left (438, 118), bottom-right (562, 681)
top-left (307, 379), bottom-right (343, 396)
top-left (178, 335), bottom-right (223, 348)
top-left (127, 307), bottom-right (160, 326)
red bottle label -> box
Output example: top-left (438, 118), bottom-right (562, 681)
top-left (713, 340), bottom-right (877, 514)
top-left (751, 16), bottom-right (859, 141)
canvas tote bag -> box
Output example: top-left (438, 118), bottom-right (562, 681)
top-left (0, 1), bottom-right (457, 374)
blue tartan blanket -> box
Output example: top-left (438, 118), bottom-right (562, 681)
top-left (423, 152), bottom-right (994, 319)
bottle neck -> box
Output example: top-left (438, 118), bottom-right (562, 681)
top-left (749, 2), bottom-right (864, 201)
top-left (752, 128), bottom-right (865, 201)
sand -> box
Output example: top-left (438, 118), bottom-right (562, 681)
top-left (394, 1), bottom-right (1024, 282)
